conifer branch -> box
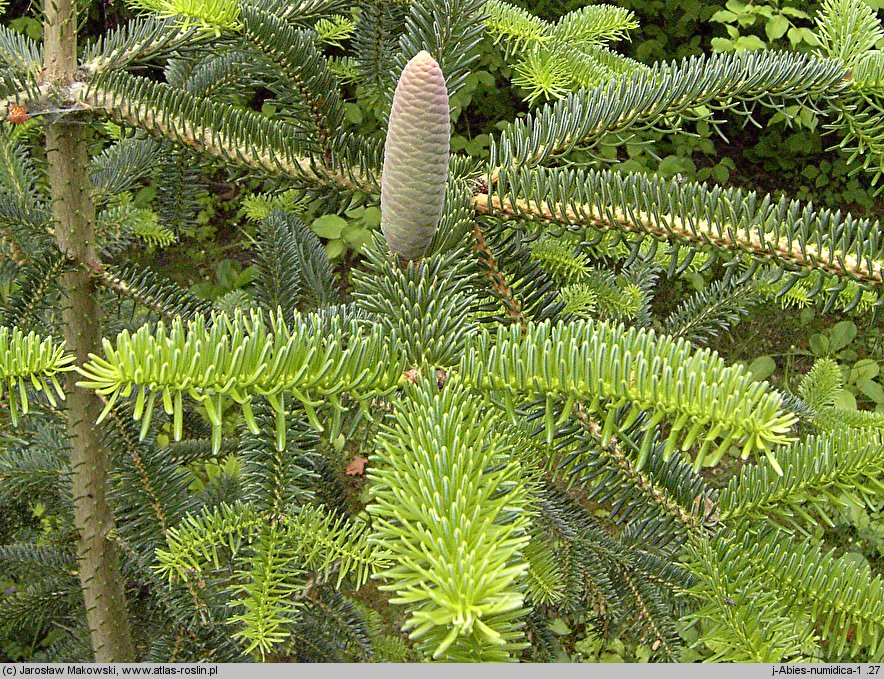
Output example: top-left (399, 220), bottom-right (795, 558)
top-left (76, 309), bottom-right (404, 453)
top-left (80, 18), bottom-right (206, 76)
top-left (460, 319), bottom-right (797, 471)
top-left (719, 429), bottom-right (884, 524)
top-left (0, 226), bottom-right (27, 265)
top-left (617, 566), bottom-right (675, 659)
top-left (2, 251), bottom-right (67, 329)
top-left (100, 403), bottom-right (170, 535)
top-left (488, 51), bottom-right (849, 173)
top-left (471, 220), bottom-right (527, 329)
top-left (471, 170), bottom-right (883, 290)
top-left (368, 380), bottom-right (531, 661)
top-left (89, 262), bottom-right (211, 322)
top-left (75, 77), bottom-right (377, 193)
top-left (574, 408), bottom-right (714, 539)
top-left (0, 326), bottom-right (74, 424)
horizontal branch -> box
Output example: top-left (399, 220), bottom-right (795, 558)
top-left (71, 78), bottom-right (377, 193)
top-left (88, 260), bottom-right (209, 322)
top-left (489, 51), bottom-right (850, 173)
top-left (472, 172), bottom-right (883, 288)
top-left (79, 18), bottom-right (207, 76)
top-left (459, 319), bottom-right (797, 470)
top-left (76, 308), bottom-right (404, 452)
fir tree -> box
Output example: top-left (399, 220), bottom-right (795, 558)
top-left (0, 0), bottom-right (881, 662)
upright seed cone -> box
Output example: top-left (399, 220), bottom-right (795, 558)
top-left (381, 51), bottom-right (450, 261)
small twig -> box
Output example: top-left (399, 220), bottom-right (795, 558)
top-left (471, 220), bottom-right (528, 330)
top-left (292, 560), bottom-right (341, 602)
top-left (574, 406), bottom-right (718, 536)
top-left (88, 260), bottom-right (179, 322)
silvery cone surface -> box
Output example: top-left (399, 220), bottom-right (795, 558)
top-left (380, 50), bottom-right (450, 261)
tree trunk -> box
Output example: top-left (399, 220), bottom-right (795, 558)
top-left (44, 0), bottom-right (136, 662)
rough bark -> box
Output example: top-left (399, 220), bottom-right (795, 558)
top-left (44, 0), bottom-right (136, 662)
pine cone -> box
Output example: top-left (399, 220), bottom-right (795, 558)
top-left (381, 51), bottom-right (450, 261)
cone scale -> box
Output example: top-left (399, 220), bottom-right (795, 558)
top-left (381, 51), bottom-right (450, 261)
